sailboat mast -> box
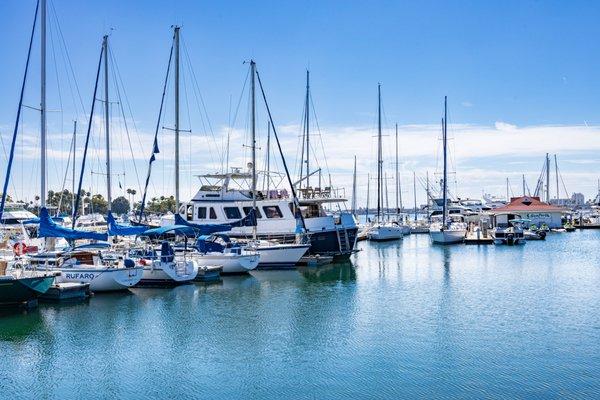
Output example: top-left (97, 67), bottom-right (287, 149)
top-left (506, 177), bottom-right (509, 202)
top-left (351, 155), bottom-right (357, 215)
top-left (174, 26), bottom-right (180, 211)
top-left (250, 60), bottom-right (257, 239)
top-left (522, 174), bottom-right (526, 196)
top-left (72, 120), bottom-right (77, 215)
top-left (413, 171), bottom-right (417, 221)
top-left (545, 153), bottom-right (550, 202)
top-left (442, 96), bottom-right (448, 226)
top-left (264, 122), bottom-right (270, 196)
top-left (395, 123), bottom-right (399, 215)
top-left (103, 35), bottom-right (111, 210)
top-left (40, 0), bottom-right (47, 207)
top-left (377, 84), bottom-right (382, 220)
top-left (365, 173), bottom-right (370, 222)
top-left (554, 154), bottom-right (559, 200)
top-left (305, 70), bottom-right (310, 189)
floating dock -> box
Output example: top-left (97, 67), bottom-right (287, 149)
top-left (298, 255), bottom-right (334, 267)
top-left (39, 282), bottom-right (91, 302)
top-left (464, 230), bottom-right (494, 245)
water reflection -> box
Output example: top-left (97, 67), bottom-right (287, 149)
top-left (297, 260), bottom-right (356, 283)
top-left (0, 308), bottom-right (46, 341)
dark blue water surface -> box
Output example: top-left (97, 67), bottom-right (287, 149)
top-left (1, 230), bottom-right (599, 399)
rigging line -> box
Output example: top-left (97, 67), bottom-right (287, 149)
top-left (56, 132), bottom-right (75, 214)
top-left (309, 92), bottom-right (330, 175)
top-left (0, 0), bottom-right (38, 219)
top-left (108, 47), bottom-right (143, 195)
top-left (72, 41), bottom-right (103, 226)
top-left (227, 68), bottom-right (250, 169)
top-left (0, 132), bottom-right (19, 197)
top-left (49, 0), bottom-right (86, 115)
top-left (48, 14), bottom-right (66, 189)
top-left (255, 65), bottom-right (306, 229)
top-left (180, 54), bottom-right (195, 195)
top-left (138, 40), bottom-right (173, 220)
top-left (181, 36), bottom-right (222, 168)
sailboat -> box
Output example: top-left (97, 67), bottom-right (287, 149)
top-left (366, 84), bottom-right (403, 241)
top-left (429, 97), bottom-right (467, 244)
top-left (0, 0), bottom-right (60, 306)
top-left (245, 65), bottom-right (310, 269)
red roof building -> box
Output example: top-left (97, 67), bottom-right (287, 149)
top-left (491, 196), bottom-right (567, 228)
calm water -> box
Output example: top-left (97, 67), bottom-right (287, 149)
top-left (1, 231), bottom-right (599, 399)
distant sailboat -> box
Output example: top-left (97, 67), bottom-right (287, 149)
top-left (429, 97), bottom-right (467, 244)
top-left (367, 84), bottom-right (403, 241)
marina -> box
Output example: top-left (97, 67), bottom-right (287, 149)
top-left (1, 231), bottom-right (599, 398)
top-left (2, 0), bottom-right (600, 398)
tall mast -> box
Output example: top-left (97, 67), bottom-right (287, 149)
top-left (426, 170), bottom-right (430, 212)
top-left (351, 155), bottom-right (357, 215)
top-left (40, 0), bottom-right (47, 207)
top-left (103, 35), bottom-right (111, 210)
top-left (385, 172), bottom-right (389, 219)
top-left (365, 173), bottom-right (370, 222)
top-left (395, 123), bottom-right (399, 216)
top-left (545, 153), bottom-right (550, 202)
top-left (377, 84), bottom-right (382, 220)
top-left (250, 60), bottom-right (257, 239)
top-left (506, 177), bottom-right (509, 202)
top-left (305, 70), bottom-right (310, 189)
top-left (264, 122), bottom-right (270, 196)
top-left (554, 154), bottom-right (559, 200)
top-left (522, 174), bottom-right (526, 196)
top-left (442, 96), bottom-right (448, 227)
top-left (174, 26), bottom-right (180, 211)
top-left (72, 120), bottom-right (77, 215)
top-left (413, 171), bottom-right (417, 221)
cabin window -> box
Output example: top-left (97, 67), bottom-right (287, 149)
top-left (224, 207), bottom-right (242, 219)
top-left (263, 205), bottom-right (283, 219)
top-left (209, 207), bottom-right (217, 219)
top-left (186, 205), bottom-right (193, 221)
top-left (197, 207), bottom-right (207, 219)
top-left (243, 207), bottom-right (262, 218)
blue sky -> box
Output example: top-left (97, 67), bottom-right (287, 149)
top-left (2, 0), bottom-right (600, 206)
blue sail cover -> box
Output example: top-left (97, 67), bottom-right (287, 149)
top-left (22, 216), bottom-right (64, 224)
top-left (38, 207), bottom-right (108, 241)
top-left (173, 208), bottom-right (257, 234)
top-left (142, 225), bottom-right (196, 238)
top-left (107, 212), bottom-right (147, 236)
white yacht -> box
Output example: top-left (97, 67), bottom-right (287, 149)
top-left (129, 241), bottom-right (198, 286)
top-left (194, 233), bottom-right (260, 274)
top-left (175, 171), bottom-right (358, 258)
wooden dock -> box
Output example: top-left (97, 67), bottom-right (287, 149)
top-left (464, 230), bottom-right (494, 245)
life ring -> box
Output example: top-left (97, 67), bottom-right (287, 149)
top-left (13, 242), bottom-right (27, 256)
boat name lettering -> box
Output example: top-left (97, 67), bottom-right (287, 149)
top-left (65, 273), bottom-right (95, 280)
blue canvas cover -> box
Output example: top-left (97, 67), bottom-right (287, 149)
top-left (142, 225), bottom-right (196, 238)
top-left (39, 207), bottom-right (108, 241)
top-left (107, 212), bottom-right (147, 236)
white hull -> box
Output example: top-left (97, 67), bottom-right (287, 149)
top-left (138, 260), bottom-right (198, 285)
top-left (195, 253), bottom-right (259, 274)
top-left (429, 229), bottom-right (466, 244)
top-left (53, 266), bottom-right (143, 292)
top-left (253, 244), bottom-right (310, 269)
top-left (367, 225), bottom-right (404, 241)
